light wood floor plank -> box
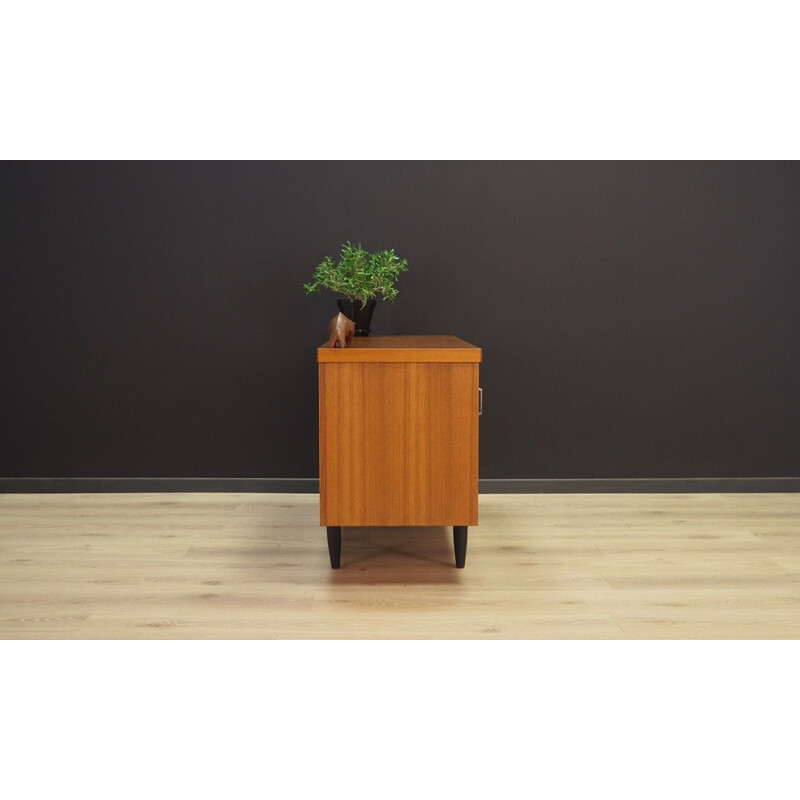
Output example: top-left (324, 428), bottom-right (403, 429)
top-left (1, 492), bottom-right (799, 639)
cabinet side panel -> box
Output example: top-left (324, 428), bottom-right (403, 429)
top-left (318, 363), bottom-right (327, 526)
top-left (323, 363), bottom-right (368, 525)
top-left (469, 363), bottom-right (479, 525)
top-left (429, 362), bottom-right (478, 526)
top-left (323, 362), bottom-right (476, 527)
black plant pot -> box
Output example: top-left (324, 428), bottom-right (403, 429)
top-left (337, 299), bottom-right (376, 337)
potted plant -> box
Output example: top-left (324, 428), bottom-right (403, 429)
top-left (303, 241), bottom-right (408, 336)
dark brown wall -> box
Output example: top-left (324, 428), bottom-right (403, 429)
top-left (2, 161), bottom-right (799, 479)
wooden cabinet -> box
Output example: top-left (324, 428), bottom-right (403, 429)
top-left (318, 335), bottom-right (481, 568)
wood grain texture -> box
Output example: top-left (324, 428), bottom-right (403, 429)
top-left (317, 335), bottom-right (481, 363)
top-left (1, 492), bottom-right (800, 639)
top-left (319, 362), bottom-right (479, 526)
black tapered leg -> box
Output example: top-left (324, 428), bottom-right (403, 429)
top-left (453, 526), bottom-right (468, 568)
top-left (327, 526), bottom-right (342, 569)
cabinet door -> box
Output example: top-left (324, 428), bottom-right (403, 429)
top-left (319, 362), bottom-right (478, 527)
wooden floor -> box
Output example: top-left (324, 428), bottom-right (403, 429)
top-left (1, 492), bottom-right (799, 639)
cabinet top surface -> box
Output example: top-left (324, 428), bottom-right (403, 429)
top-left (318, 335), bottom-right (481, 363)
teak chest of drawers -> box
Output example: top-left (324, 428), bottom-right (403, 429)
top-left (317, 335), bottom-right (481, 568)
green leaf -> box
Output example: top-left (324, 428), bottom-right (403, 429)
top-left (303, 241), bottom-right (408, 303)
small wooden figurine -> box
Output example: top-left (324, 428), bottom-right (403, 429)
top-left (326, 312), bottom-right (355, 348)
